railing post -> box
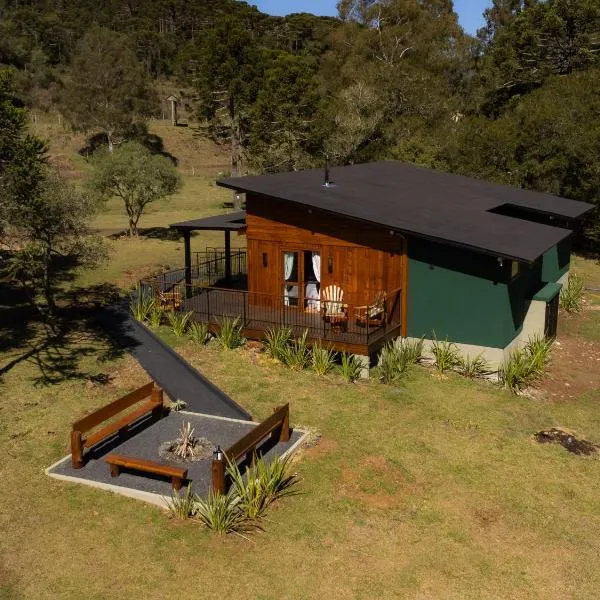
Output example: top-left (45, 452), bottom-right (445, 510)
top-left (71, 430), bottom-right (84, 469)
top-left (243, 291), bottom-right (247, 327)
top-left (211, 457), bottom-right (226, 494)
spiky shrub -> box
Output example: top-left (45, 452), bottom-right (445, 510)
top-left (188, 321), bottom-right (211, 345)
top-left (170, 399), bottom-right (187, 412)
top-left (148, 303), bottom-right (164, 328)
top-left (130, 284), bottom-right (154, 322)
top-left (498, 349), bottom-right (532, 393)
top-left (281, 330), bottom-right (311, 370)
top-left (215, 316), bottom-right (245, 350)
top-left (457, 353), bottom-right (490, 379)
top-left (560, 272), bottom-right (585, 313)
top-left (498, 335), bottom-right (553, 393)
top-left (340, 352), bottom-right (363, 383)
top-left (399, 337), bottom-right (424, 365)
top-left (167, 310), bottom-right (193, 337)
top-left (228, 455), bottom-right (299, 520)
top-left (166, 485), bottom-right (196, 520)
top-left (311, 343), bottom-right (337, 376)
top-left (263, 327), bottom-right (293, 362)
top-left (172, 421), bottom-right (197, 459)
top-left (194, 490), bottom-right (254, 537)
top-left (431, 337), bottom-right (460, 373)
top-left (524, 334), bottom-right (553, 376)
top-left (378, 341), bottom-right (409, 384)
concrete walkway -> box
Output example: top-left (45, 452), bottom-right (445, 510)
top-left (97, 303), bottom-right (252, 420)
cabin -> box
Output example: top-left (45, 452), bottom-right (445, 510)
top-left (152, 161), bottom-right (591, 369)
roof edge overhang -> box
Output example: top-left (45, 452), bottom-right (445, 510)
top-left (216, 182), bottom-right (572, 263)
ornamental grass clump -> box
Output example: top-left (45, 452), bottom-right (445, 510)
top-left (194, 490), bottom-right (256, 538)
top-left (456, 353), bottom-right (490, 379)
top-left (264, 327), bottom-right (293, 362)
top-left (166, 485), bottom-right (196, 520)
top-left (281, 330), bottom-right (311, 370)
top-left (130, 283), bottom-right (154, 322)
top-left (311, 343), bottom-right (336, 376)
top-left (167, 310), bottom-right (193, 337)
top-left (431, 337), bottom-right (460, 373)
top-left (560, 272), bottom-right (585, 313)
top-left (215, 316), bottom-right (245, 349)
top-left (524, 333), bottom-right (553, 376)
top-left (498, 334), bottom-right (553, 393)
top-left (340, 352), bottom-right (363, 383)
top-left (148, 303), bottom-right (164, 328)
top-left (378, 341), bottom-right (409, 384)
top-left (188, 321), bottom-right (211, 345)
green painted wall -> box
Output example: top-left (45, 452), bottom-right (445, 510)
top-left (541, 237), bottom-right (571, 283)
top-left (407, 238), bottom-right (545, 348)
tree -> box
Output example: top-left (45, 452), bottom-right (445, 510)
top-left (90, 142), bottom-right (182, 236)
top-left (60, 27), bottom-right (157, 152)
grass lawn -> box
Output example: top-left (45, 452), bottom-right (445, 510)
top-left (2, 310), bottom-right (600, 599)
top-left (2, 116), bottom-right (599, 598)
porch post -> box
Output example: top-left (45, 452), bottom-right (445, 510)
top-left (183, 230), bottom-right (192, 298)
top-left (225, 230), bottom-right (232, 285)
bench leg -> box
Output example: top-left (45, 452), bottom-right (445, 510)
top-left (172, 476), bottom-right (183, 491)
top-left (109, 464), bottom-right (120, 478)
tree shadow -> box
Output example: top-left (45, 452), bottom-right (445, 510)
top-left (0, 282), bottom-right (139, 386)
top-left (78, 124), bottom-right (178, 165)
top-left (106, 226), bottom-right (183, 242)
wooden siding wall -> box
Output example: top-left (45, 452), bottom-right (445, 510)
top-left (246, 194), bottom-right (406, 308)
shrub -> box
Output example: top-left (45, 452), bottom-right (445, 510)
top-left (400, 337), bottom-right (424, 364)
top-left (166, 485), bottom-right (196, 520)
top-left (130, 284), bottom-right (154, 322)
top-left (311, 343), bottom-right (336, 376)
top-left (194, 490), bottom-right (255, 537)
top-left (378, 341), bottom-right (409, 384)
top-left (148, 303), bottom-right (164, 328)
top-left (188, 321), bottom-right (211, 345)
top-left (560, 273), bottom-right (585, 313)
top-left (457, 353), bottom-right (489, 379)
top-left (431, 337), bottom-right (460, 373)
top-left (498, 335), bottom-right (553, 393)
top-left (264, 327), bottom-right (293, 362)
top-left (228, 455), bottom-right (299, 520)
top-left (215, 316), bottom-right (245, 349)
top-left (340, 352), bottom-right (364, 383)
top-left (167, 310), bottom-right (193, 337)
top-left (281, 330), bottom-right (310, 370)
top-left (170, 398), bottom-right (187, 412)
top-left (524, 333), bottom-right (553, 376)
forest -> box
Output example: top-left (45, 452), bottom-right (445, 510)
top-left (1, 0), bottom-right (599, 246)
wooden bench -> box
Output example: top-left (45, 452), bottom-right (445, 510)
top-left (212, 404), bottom-right (291, 494)
top-left (71, 382), bottom-right (165, 469)
top-left (105, 454), bottom-right (188, 491)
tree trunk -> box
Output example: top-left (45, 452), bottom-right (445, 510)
top-left (107, 130), bottom-right (114, 153)
top-left (128, 217), bottom-right (138, 236)
top-left (229, 95), bottom-right (243, 210)
top-left (42, 245), bottom-right (56, 315)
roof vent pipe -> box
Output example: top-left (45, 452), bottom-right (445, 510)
top-left (322, 156), bottom-right (335, 188)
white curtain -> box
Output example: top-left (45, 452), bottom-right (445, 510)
top-left (312, 252), bottom-right (321, 283)
top-left (284, 252), bottom-right (295, 281)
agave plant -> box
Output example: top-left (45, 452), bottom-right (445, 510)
top-left (215, 316), bottom-right (245, 350)
top-left (166, 485), bottom-right (196, 520)
top-left (130, 283), bottom-right (154, 322)
top-left (264, 327), bottom-right (293, 362)
top-left (311, 343), bottom-right (336, 376)
top-left (281, 330), bottom-right (311, 370)
top-left (167, 310), bottom-right (193, 337)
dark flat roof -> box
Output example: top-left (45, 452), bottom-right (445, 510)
top-left (217, 162), bottom-right (593, 262)
top-left (170, 211), bottom-right (246, 232)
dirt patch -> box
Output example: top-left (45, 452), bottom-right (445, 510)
top-left (534, 428), bottom-right (599, 456)
top-left (303, 437), bottom-right (337, 458)
top-left (534, 316), bottom-right (600, 401)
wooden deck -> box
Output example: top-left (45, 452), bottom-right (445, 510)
top-left (182, 288), bottom-right (401, 356)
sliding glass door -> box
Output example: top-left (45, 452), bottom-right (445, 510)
top-left (282, 250), bottom-right (321, 310)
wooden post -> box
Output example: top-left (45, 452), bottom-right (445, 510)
top-left (278, 405), bottom-right (290, 442)
top-left (151, 385), bottom-right (164, 418)
top-left (224, 230), bottom-right (231, 285)
top-left (211, 458), bottom-right (226, 494)
top-left (71, 430), bottom-right (84, 469)
top-left (183, 230), bottom-right (192, 299)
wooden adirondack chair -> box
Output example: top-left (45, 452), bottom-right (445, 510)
top-left (356, 290), bottom-right (387, 328)
top-left (149, 279), bottom-right (182, 311)
top-left (321, 284), bottom-right (348, 332)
